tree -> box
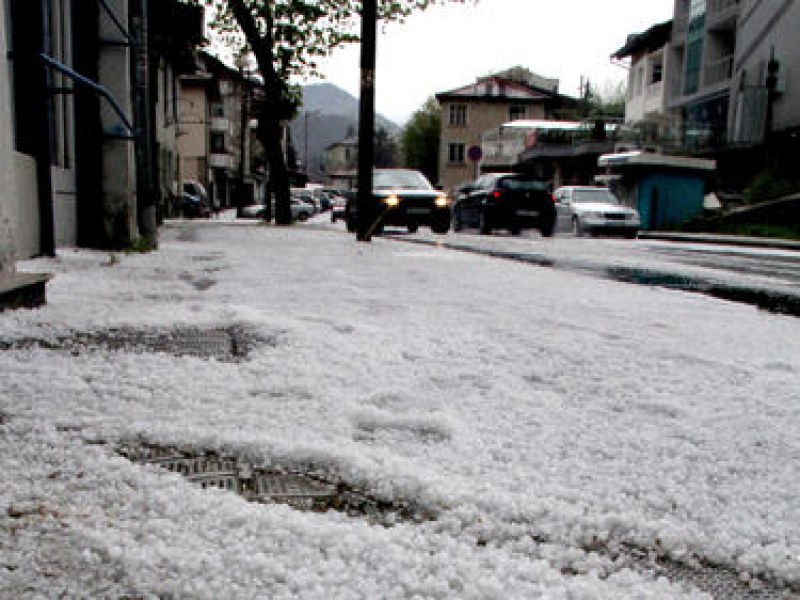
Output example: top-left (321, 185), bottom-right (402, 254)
top-left (201, 0), bottom-right (468, 224)
top-left (401, 97), bottom-right (441, 185)
top-left (587, 80), bottom-right (626, 120)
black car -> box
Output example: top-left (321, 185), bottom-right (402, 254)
top-left (451, 173), bottom-right (556, 236)
top-left (345, 169), bottom-right (451, 235)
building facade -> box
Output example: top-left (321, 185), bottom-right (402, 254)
top-left (3, 0), bottom-right (203, 259)
top-left (435, 67), bottom-right (576, 192)
top-left (177, 52), bottom-right (262, 211)
top-left (612, 20), bottom-right (675, 147)
top-left (666, 0), bottom-right (800, 149)
top-left (0, 0), bottom-right (17, 273)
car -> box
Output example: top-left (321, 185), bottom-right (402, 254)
top-left (330, 194), bottom-right (348, 222)
top-left (451, 173), bottom-right (556, 236)
top-left (176, 180), bottom-right (211, 218)
top-left (553, 186), bottom-right (640, 238)
top-left (239, 197), bottom-right (314, 221)
top-left (345, 169), bottom-right (451, 235)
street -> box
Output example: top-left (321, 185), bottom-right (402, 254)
top-left (2, 219), bottom-right (799, 599)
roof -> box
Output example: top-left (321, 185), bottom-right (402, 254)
top-left (598, 151), bottom-right (716, 171)
top-left (612, 20), bottom-right (672, 59)
top-left (437, 77), bottom-right (553, 102)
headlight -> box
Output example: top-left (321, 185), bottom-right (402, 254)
top-left (383, 194), bottom-right (400, 208)
top-left (434, 195), bottom-right (449, 208)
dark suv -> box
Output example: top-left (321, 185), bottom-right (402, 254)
top-left (451, 173), bottom-right (555, 236)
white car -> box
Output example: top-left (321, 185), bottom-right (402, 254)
top-left (239, 198), bottom-right (314, 221)
top-left (554, 186), bottom-right (640, 238)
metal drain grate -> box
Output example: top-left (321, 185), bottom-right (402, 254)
top-left (117, 443), bottom-right (437, 525)
top-left (115, 443), bottom-right (797, 597)
top-left (0, 325), bottom-right (273, 362)
top-left (612, 544), bottom-right (795, 599)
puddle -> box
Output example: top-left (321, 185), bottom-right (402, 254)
top-left (0, 325), bottom-right (273, 362)
top-left (116, 443), bottom-right (439, 526)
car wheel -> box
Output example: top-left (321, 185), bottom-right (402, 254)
top-left (625, 230), bottom-right (638, 239)
top-left (331, 214), bottom-right (337, 223)
top-left (572, 217), bottom-right (584, 237)
top-left (298, 212), bottom-right (309, 222)
top-left (540, 223), bottom-right (554, 238)
top-left (407, 223), bottom-right (419, 234)
top-left (509, 225), bottom-right (521, 236)
top-left (431, 221), bottom-right (449, 235)
top-left (479, 212), bottom-right (492, 235)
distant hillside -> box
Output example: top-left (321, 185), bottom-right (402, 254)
top-left (290, 83), bottom-right (399, 183)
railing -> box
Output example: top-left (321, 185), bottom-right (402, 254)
top-left (704, 55), bottom-right (734, 87)
top-left (708, 0), bottom-right (739, 17)
top-left (646, 81), bottom-right (664, 99)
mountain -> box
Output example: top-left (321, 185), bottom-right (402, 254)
top-left (289, 83), bottom-right (399, 183)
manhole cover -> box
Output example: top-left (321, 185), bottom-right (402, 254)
top-left (113, 442), bottom-right (797, 597)
top-left (117, 443), bottom-right (438, 525)
top-left (0, 325), bottom-right (273, 362)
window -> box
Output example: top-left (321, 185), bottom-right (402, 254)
top-left (210, 132), bottom-right (226, 153)
top-left (448, 143), bottom-right (465, 164)
top-left (651, 60), bottom-right (664, 84)
top-left (449, 104), bottom-right (467, 126)
top-left (210, 104), bottom-right (225, 117)
top-left (509, 105), bottom-right (526, 121)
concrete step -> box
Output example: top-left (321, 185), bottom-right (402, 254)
top-left (0, 272), bottom-right (50, 311)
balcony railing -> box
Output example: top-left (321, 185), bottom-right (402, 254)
top-left (708, 0), bottom-right (739, 17)
top-left (704, 55), bottom-right (734, 87)
top-left (646, 80), bottom-right (664, 99)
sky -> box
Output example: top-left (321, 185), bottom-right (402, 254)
top-left (301, 0), bottom-right (676, 124)
top-left (3, 216), bottom-right (800, 597)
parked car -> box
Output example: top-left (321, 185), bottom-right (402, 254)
top-left (330, 194), bottom-right (348, 222)
top-left (239, 197), bottom-right (314, 221)
top-left (176, 179), bottom-right (210, 218)
top-left (451, 173), bottom-right (555, 236)
top-left (345, 169), bottom-right (450, 235)
top-left (553, 186), bottom-right (640, 238)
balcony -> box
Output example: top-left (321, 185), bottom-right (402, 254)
top-left (707, 0), bottom-right (739, 28)
top-left (208, 153), bottom-right (233, 169)
top-left (704, 54), bottom-right (734, 87)
top-left (209, 117), bottom-right (231, 133)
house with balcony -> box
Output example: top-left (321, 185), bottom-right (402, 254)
top-left (177, 52), bottom-right (264, 211)
top-left (661, 0), bottom-right (800, 190)
top-left (435, 66), bottom-right (578, 192)
top-left (324, 135), bottom-right (359, 190)
top-left (666, 0), bottom-right (740, 151)
top-left (612, 20), bottom-right (675, 147)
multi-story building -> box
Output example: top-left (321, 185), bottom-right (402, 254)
top-left (324, 136), bottom-right (359, 190)
top-left (177, 52), bottom-right (263, 211)
top-left (435, 67), bottom-right (577, 192)
top-left (612, 20), bottom-right (675, 146)
top-left (666, 0), bottom-right (800, 149)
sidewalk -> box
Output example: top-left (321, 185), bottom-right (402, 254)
top-left (2, 222), bottom-right (799, 598)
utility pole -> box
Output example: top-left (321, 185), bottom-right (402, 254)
top-left (131, 0), bottom-right (157, 246)
top-left (356, 0), bottom-right (376, 241)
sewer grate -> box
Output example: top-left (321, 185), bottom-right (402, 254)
top-left (608, 543), bottom-right (795, 599)
top-left (117, 443), bottom-right (438, 525)
top-left (0, 325), bottom-right (273, 362)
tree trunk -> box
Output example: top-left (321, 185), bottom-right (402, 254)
top-left (258, 99), bottom-right (291, 225)
top-left (226, 0), bottom-right (292, 225)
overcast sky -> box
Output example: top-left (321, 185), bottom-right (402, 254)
top-left (300, 0), bottom-right (675, 125)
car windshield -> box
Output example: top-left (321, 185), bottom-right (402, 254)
top-left (373, 170), bottom-right (433, 191)
top-left (572, 189), bottom-right (619, 204)
top-left (499, 178), bottom-right (549, 191)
